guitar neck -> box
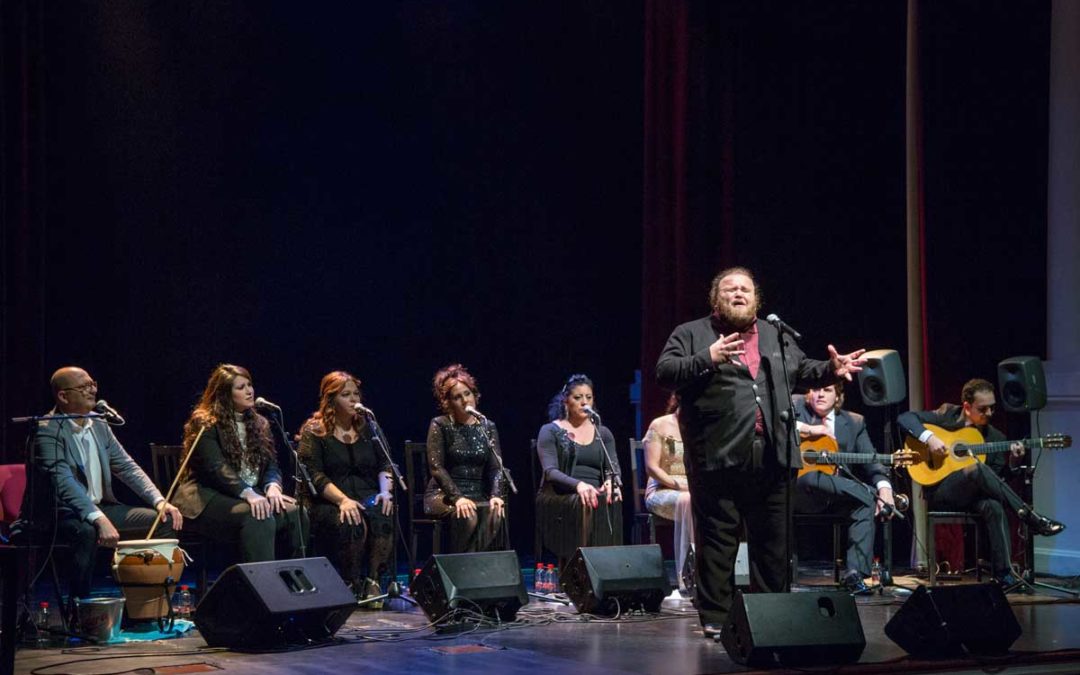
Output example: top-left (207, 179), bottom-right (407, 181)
top-left (965, 439), bottom-right (1037, 455)
top-left (802, 451), bottom-right (895, 465)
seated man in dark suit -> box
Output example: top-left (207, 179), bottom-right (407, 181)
top-left (13, 367), bottom-right (183, 601)
top-left (897, 378), bottom-right (1064, 587)
top-left (794, 383), bottom-right (894, 594)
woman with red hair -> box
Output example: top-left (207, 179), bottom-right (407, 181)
top-left (298, 371), bottom-right (394, 603)
top-left (174, 364), bottom-right (306, 562)
top-left (425, 364), bottom-right (507, 552)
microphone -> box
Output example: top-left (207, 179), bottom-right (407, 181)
top-left (464, 405), bottom-right (488, 422)
top-left (94, 400), bottom-right (126, 426)
top-left (766, 313), bottom-right (802, 341)
top-left (254, 397), bottom-right (281, 411)
top-left (352, 402), bottom-right (376, 417)
top-left (582, 405), bottom-right (601, 420)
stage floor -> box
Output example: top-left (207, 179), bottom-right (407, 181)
top-left (13, 573), bottom-right (1080, 675)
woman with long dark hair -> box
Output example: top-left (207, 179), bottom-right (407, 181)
top-left (535, 373), bottom-right (622, 566)
top-left (298, 371), bottom-right (394, 602)
top-left (424, 364), bottom-right (507, 553)
top-left (173, 364), bottom-right (306, 562)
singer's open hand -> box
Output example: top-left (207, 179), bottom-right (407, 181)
top-left (709, 333), bottom-right (746, 365)
top-left (576, 481), bottom-right (601, 509)
top-left (828, 345), bottom-right (867, 381)
top-left (157, 501), bottom-right (183, 531)
top-left (339, 497), bottom-right (364, 525)
top-left (454, 497), bottom-right (477, 519)
top-left (246, 494), bottom-right (272, 520)
top-left (374, 491), bottom-right (394, 516)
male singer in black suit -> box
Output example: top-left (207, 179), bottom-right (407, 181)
top-left (656, 267), bottom-right (866, 637)
top-left (794, 383), bottom-right (894, 594)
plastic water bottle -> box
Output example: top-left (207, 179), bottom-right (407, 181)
top-left (35, 601), bottom-right (50, 646)
top-left (174, 585), bottom-right (193, 617)
top-left (871, 558), bottom-right (882, 586)
top-left (537, 563), bottom-right (550, 593)
top-left (548, 564), bottom-right (559, 593)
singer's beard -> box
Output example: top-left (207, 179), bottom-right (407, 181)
top-left (714, 299), bottom-right (758, 330)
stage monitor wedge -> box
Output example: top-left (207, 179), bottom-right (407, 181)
top-left (721, 591), bottom-right (866, 668)
top-left (856, 349), bottom-right (906, 407)
top-left (562, 544), bottom-right (670, 615)
top-left (884, 583), bottom-right (1021, 658)
top-left (410, 550), bottom-right (527, 623)
top-left (193, 557), bottom-right (355, 649)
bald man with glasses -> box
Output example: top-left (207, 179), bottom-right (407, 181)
top-left (14, 367), bottom-right (182, 602)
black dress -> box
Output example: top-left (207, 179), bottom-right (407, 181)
top-left (425, 415), bottom-right (508, 552)
top-left (298, 425), bottom-right (394, 586)
top-left (535, 422), bottom-right (623, 561)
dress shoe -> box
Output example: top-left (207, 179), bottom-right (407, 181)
top-left (1028, 512), bottom-right (1066, 537)
top-left (703, 623), bottom-right (724, 640)
top-left (841, 572), bottom-right (874, 596)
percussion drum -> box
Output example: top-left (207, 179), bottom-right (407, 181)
top-left (112, 538), bottom-right (187, 621)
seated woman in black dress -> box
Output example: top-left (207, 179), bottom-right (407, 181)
top-left (173, 364), bottom-right (306, 562)
top-left (298, 371), bottom-right (394, 602)
top-left (424, 364), bottom-right (507, 552)
top-left (535, 373), bottom-right (623, 566)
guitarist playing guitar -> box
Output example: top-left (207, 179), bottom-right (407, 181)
top-left (794, 382), bottom-right (898, 595)
top-left (898, 378), bottom-right (1065, 588)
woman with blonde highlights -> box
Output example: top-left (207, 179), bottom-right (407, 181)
top-left (425, 364), bottom-right (507, 553)
top-left (298, 371), bottom-right (394, 602)
top-left (173, 364), bottom-right (306, 562)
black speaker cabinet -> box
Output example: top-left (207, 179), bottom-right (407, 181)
top-left (857, 349), bottom-right (907, 406)
top-left (562, 544), bottom-right (670, 615)
top-left (721, 591), bottom-right (866, 668)
top-left (409, 550), bottom-right (527, 623)
top-left (998, 356), bottom-right (1047, 412)
top-left (884, 583), bottom-right (1021, 658)
top-left (193, 557), bottom-right (355, 649)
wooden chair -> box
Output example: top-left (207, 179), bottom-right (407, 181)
top-left (149, 444), bottom-right (210, 594)
top-left (628, 439), bottom-right (674, 547)
top-left (403, 441), bottom-right (442, 577)
top-left (926, 510), bottom-right (983, 585)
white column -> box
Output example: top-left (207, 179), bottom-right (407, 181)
top-left (1036, 0), bottom-right (1080, 577)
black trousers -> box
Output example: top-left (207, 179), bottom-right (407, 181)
top-left (925, 461), bottom-right (1024, 575)
top-left (185, 493), bottom-right (307, 563)
top-left (17, 503), bottom-right (174, 600)
top-left (795, 471), bottom-right (876, 576)
top-left (688, 438), bottom-right (792, 627)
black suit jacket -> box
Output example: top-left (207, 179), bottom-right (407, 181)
top-left (656, 316), bottom-right (834, 473)
top-left (794, 395), bottom-right (889, 487)
top-left (173, 424), bottom-right (283, 519)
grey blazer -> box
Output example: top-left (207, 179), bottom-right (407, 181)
top-left (21, 409), bottom-right (163, 525)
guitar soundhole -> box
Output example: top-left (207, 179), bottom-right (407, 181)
top-left (954, 444), bottom-right (968, 458)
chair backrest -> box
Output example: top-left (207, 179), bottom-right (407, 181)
top-left (0, 463), bottom-right (27, 524)
top-left (403, 441), bottom-right (430, 523)
top-left (150, 444), bottom-right (185, 493)
top-left (628, 439), bottom-right (649, 516)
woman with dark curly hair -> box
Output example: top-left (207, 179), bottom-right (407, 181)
top-left (535, 374), bottom-right (623, 566)
top-left (297, 371), bottom-right (394, 602)
top-left (173, 364), bottom-right (306, 562)
top-left (425, 364), bottom-right (507, 553)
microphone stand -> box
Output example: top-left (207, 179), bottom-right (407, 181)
top-left (263, 407), bottom-right (312, 558)
top-left (360, 411), bottom-right (407, 493)
top-left (773, 332), bottom-right (800, 593)
top-left (473, 416), bottom-right (517, 495)
top-left (586, 410), bottom-right (621, 537)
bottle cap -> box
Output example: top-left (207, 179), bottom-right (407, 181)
top-left (180, 584), bottom-right (189, 590)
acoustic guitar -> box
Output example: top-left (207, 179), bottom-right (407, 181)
top-left (904, 424), bottom-right (1071, 486)
top-left (798, 435), bottom-right (919, 478)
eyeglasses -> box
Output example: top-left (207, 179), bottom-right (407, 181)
top-left (61, 380), bottom-right (98, 394)
top-left (974, 404), bottom-right (995, 414)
